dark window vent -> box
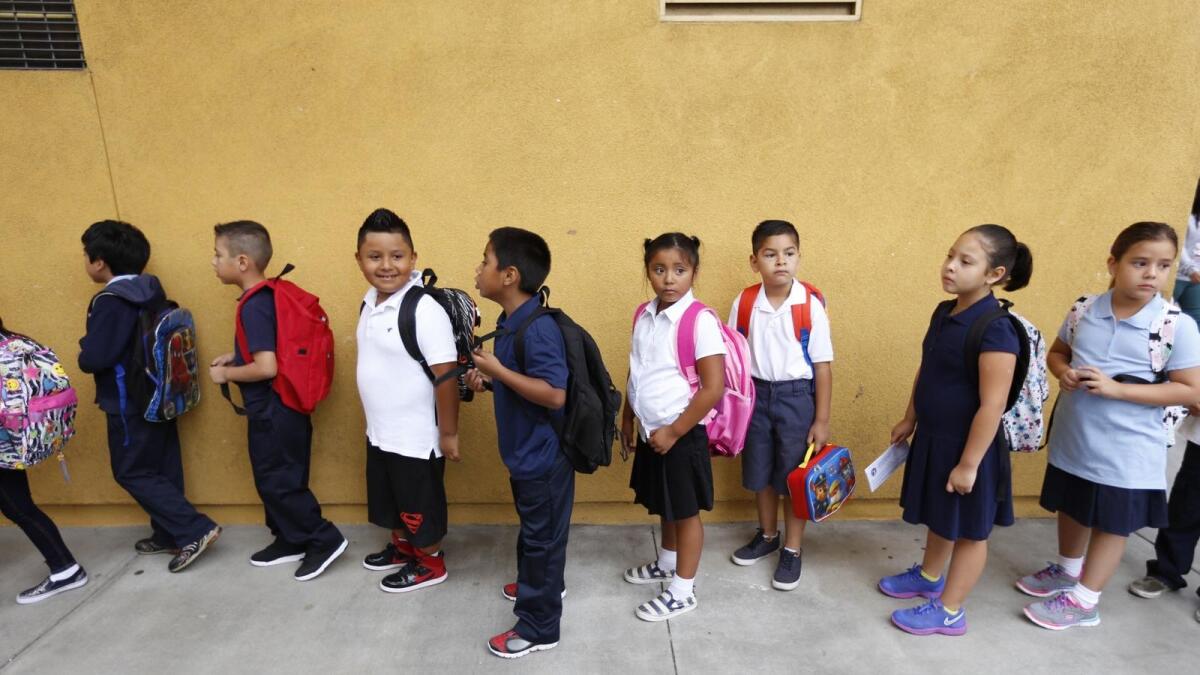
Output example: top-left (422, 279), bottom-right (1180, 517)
top-left (0, 1), bottom-right (85, 70)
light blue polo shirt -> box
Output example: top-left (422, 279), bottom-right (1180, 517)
top-left (1048, 291), bottom-right (1200, 490)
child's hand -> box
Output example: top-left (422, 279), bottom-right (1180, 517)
top-left (890, 418), bottom-right (916, 445)
top-left (211, 352), bottom-right (235, 367)
top-left (945, 463), bottom-right (977, 495)
top-left (1077, 366), bottom-right (1121, 398)
top-left (208, 364), bottom-right (228, 385)
top-left (464, 368), bottom-right (490, 393)
top-left (1188, 402), bottom-right (1200, 417)
top-left (471, 347), bottom-right (502, 378)
top-left (807, 420), bottom-right (831, 450)
top-left (1058, 367), bottom-right (1082, 392)
top-left (440, 432), bottom-right (460, 462)
top-left (648, 425), bottom-right (680, 455)
top-left (1190, 271), bottom-right (1200, 284)
top-left (620, 417), bottom-right (637, 460)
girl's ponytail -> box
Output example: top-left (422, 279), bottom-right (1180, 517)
top-left (1004, 242), bottom-right (1033, 291)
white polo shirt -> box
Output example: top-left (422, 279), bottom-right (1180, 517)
top-left (628, 290), bottom-right (727, 437)
top-left (726, 280), bottom-right (833, 382)
top-left (356, 272), bottom-right (457, 459)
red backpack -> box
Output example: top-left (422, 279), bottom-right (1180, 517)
top-left (734, 281), bottom-right (825, 368)
top-left (225, 264), bottom-right (334, 415)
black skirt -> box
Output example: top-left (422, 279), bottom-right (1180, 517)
top-left (1039, 463), bottom-right (1168, 537)
top-left (899, 428), bottom-right (1014, 542)
top-left (629, 424), bottom-right (714, 521)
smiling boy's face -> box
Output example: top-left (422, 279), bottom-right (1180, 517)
top-left (356, 231), bottom-right (416, 302)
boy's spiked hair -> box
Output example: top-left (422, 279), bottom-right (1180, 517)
top-left (214, 220), bottom-right (273, 271)
top-left (81, 220), bottom-right (151, 275)
top-left (357, 208), bottom-right (414, 249)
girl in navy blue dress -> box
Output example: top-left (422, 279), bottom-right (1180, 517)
top-left (878, 225), bottom-right (1032, 635)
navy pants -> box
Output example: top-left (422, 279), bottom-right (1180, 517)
top-left (0, 469), bottom-right (75, 572)
top-left (247, 402), bottom-right (342, 551)
top-left (107, 413), bottom-right (215, 547)
top-left (510, 451), bottom-right (575, 644)
top-left (1147, 441), bottom-right (1200, 594)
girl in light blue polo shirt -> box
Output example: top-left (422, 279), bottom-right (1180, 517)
top-left (1018, 222), bottom-right (1200, 631)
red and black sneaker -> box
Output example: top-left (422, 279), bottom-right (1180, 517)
top-left (501, 582), bottom-right (567, 602)
top-left (379, 551), bottom-right (447, 593)
top-left (362, 538), bottom-right (417, 571)
top-left (487, 629), bottom-right (558, 659)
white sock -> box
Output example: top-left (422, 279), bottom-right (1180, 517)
top-left (668, 574), bottom-right (695, 599)
top-left (1057, 554), bottom-right (1084, 578)
top-left (657, 548), bottom-right (677, 572)
top-left (50, 564), bottom-right (79, 582)
top-left (1069, 582), bottom-right (1101, 608)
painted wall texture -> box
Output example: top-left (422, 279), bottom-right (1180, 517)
top-left (2, 1), bottom-right (1199, 526)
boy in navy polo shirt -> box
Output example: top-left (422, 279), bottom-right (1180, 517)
top-left (208, 220), bottom-right (347, 581)
top-left (466, 227), bottom-right (572, 660)
top-left (79, 219), bottom-right (220, 573)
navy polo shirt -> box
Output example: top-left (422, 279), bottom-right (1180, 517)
top-left (234, 287), bottom-right (277, 419)
top-left (492, 295), bottom-right (568, 480)
top-left (913, 293), bottom-right (1019, 439)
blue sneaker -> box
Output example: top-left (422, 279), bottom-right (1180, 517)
top-left (878, 564), bottom-right (944, 599)
top-left (891, 599), bottom-right (967, 636)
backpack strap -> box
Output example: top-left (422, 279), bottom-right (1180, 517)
top-left (397, 286), bottom-right (435, 383)
top-left (1149, 299), bottom-right (1182, 376)
top-left (675, 302), bottom-right (708, 386)
top-left (632, 301), bottom-right (651, 332)
top-left (1064, 295), bottom-right (1097, 346)
top-left (791, 282), bottom-right (824, 369)
top-left (963, 298), bottom-right (1029, 411)
top-left (734, 284), bottom-right (760, 338)
top-left (223, 279), bottom-right (272, 416)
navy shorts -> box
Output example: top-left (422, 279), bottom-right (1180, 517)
top-left (742, 378), bottom-right (815, 495)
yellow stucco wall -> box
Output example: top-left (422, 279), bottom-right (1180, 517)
top-left (2, 1), bottom-right (1199, 526)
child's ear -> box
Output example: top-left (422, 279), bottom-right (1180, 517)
top-left (987, 265), bottom-right (1007, 286)
top-left (749, 253), bottom-right (757, 272)
top-left (1106, 256), bottom-right (1117, 277)
top-left (503, 266), bottom-right (520, 288)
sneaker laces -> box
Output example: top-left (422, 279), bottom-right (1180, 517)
top-left (1034, 563), bottom-right (1065, 580)
top-left (1044, 592), bottom-right (1078, 612)
top-left (779, 552), bottom-right (797, 573)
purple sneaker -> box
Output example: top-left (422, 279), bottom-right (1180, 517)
top-left (891, 599), bottom-right (967, 636)
top-left (1023, 591), bottom-right (1100, 630)
top-left (878, 564), bottom-right (945, 599)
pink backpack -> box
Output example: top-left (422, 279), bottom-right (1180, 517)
top-left (633, 300), bottom-right (756, 456)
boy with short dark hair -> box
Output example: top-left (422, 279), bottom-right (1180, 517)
top-left (354, 208), bottom-right (461, 593)
top-left (467, 227), bottom-right (572, 659)
top-left (79, 219), bottom-right (220, 573)
top-left (207, 220), bottom-right (346, 581)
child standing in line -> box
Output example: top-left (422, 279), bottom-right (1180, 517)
top-left (726, 220), bottom-right (833, 591)
top-left (208, 221), bottom-right (346, 581)
top-left (354, 209), bottom-right (461, 593)
top-left (1017, 222), bottom-right (1200, 630)
top-left (79, 220), bottom-right (220, 573)
top-left (880, 224), bottom-right (1032, 636)
top-left (621, 233), bottom-right (726, 622)
top-left (466, 228), bottom-right (572, 659)
top-left (2, 317), bottom-right (88, 604)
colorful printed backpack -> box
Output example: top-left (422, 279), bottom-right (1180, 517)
top-left (787, 443), bottom-right (856, 522)
top-left (397, 268), bottom-right (482, 402)
top-left (1065, 294), bottom-right (1187, 446)
top-left (0, 331), bottom-right (78, 470)
top-left (734, 280), bottom-right (826, 368)
top-left (633, 300), bottom-right (756, 457)
top-left (134, 304), bottom-right (201, 422)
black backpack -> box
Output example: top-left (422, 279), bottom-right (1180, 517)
top-left (484, 287), bottom-right (622, 474)
top-left (361, 268), bottom-right (481, 402)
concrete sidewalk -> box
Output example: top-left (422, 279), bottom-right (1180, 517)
top-left (1, 520), bottom-right (1196, 674)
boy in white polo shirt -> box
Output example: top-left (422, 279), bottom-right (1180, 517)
top-left (727, 220), bottom-right (834, 591)
top-left (354, 208), bottom-right (461, 593)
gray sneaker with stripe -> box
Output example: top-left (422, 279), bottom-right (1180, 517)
top-left (635, 589), bottom-right (697, 622)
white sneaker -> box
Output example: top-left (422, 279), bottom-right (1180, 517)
top-left (624, 560), bottom-right (674, 585)
top-left (635, 589), bottom-right (697, 622)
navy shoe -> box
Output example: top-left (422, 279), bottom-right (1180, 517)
top-left (16, 566), bottom-right (89, 605)
top-left (731, 528), bottom-right (780, 566)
